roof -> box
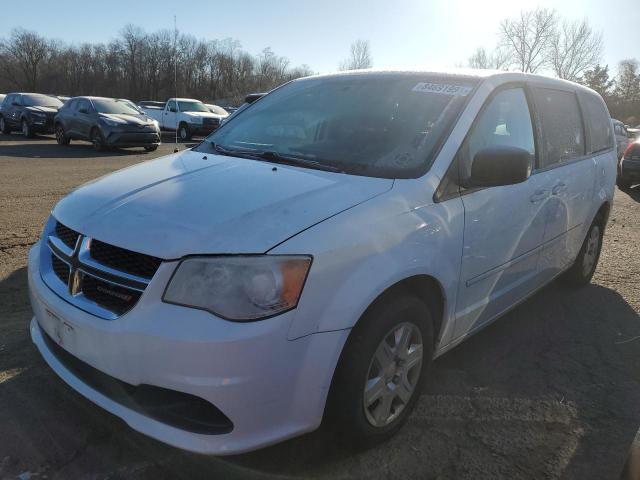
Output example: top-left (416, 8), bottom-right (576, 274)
top-left (294, 68), bottom-right (597, 95)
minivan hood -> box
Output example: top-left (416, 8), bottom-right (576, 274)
top-left (53, 149), bottom-right (392, 258)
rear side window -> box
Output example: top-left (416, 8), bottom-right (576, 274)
top-left (582, 93), bottom-right (612, 153)
top-left (534, 88), bottom-right (585, 167)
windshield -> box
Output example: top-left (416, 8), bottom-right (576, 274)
top-left (178, 100), bottom-right (209, 113)
top-left (92, 99), bottom-right (141, 115)
top-left (23, 94), bottom-right (63, 108)
top-left (198, 74), bottom-right (477, 178)
top-left (208, 105), bottom-right (228, 115)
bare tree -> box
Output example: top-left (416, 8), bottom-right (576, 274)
top-left (339, 40), bottom-right (373, 71)
top-left (498, 8), bottom-right (558, 73)
top-left (468, 46), bottom-right (509, 70)
top-left (550, 18), bottom-right (603, 81)
top-left (1, 29), bottom-right (51, 90)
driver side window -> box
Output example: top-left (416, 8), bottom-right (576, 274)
top-left (461, 88), bottom-right (536, 185)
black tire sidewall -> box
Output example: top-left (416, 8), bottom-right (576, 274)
top-left (179, 124), bottom-right (190, 140)
top-left (91, 129), bottom-right (104, 151)
top-left (22, 119), bottom-right (32, 138)
top-left (326, 294), bottom-right (434, 444)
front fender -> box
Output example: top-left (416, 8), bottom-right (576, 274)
top-left (270, 177), bottom-right (465, 348)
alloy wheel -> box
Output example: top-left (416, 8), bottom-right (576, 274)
top-left (363, 321), bottom-right (423, 427)
top-left (582, 225), bottom-right (600, 276)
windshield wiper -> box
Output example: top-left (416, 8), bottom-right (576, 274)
top-left (208, 142), bottom-right (345, 173)
top-left (252, 151), bottom-right (345, 173)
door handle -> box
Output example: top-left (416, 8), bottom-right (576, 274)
top-left (530, 189), bottom-right (550, 203)
top-left (552, 182), bottom-right (567, 195)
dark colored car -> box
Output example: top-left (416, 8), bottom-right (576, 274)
top-left (0, 93), bottom-right (64, 137)
top-left (618, 140), bottom-right (640, 189)
top-left (54, 96), bottom-right (161, 151)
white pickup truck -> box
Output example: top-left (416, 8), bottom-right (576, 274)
top-left (139, 98), bottom-right (222, 140)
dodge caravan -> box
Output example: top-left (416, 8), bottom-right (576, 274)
top-left (28, 70), bottom-right (616, 455)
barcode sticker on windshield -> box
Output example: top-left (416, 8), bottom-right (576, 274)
top-left (412, 83), bottom-right (473, 96)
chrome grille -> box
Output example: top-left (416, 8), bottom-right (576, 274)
top-left (41, 221), bottom-right (161, 319)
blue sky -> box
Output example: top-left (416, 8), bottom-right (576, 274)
top-left (3, 0), bottom-right (639, 75)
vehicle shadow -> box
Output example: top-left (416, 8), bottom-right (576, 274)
top-left (0, 142), bottom-right (151, 158)
top-left (2, 266), bottom-right (639, 479)
top-left (0, 132), bottom-right (55, 142)
top-left (619, 185), bottom-right (640, 202)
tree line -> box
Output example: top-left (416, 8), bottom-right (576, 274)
top-left (0, 25), bottom-right (314, 106)
top-left (467, 8), bottom-right (640, 125)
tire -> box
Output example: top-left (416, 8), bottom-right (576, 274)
top-left (91, 128), bottom-right (105, 152)
top-left (563, 213), bottom-right (604, 287)
top-left (0, 116), bottom-right (10, 134)
top-left (325, 293), bottom-right (434, 446)
top-left (55, 124), bottom-right (70, 145)
top-left (178, 123), bottom-right (191, 141)
top-left (21, 119), bottom-right (33, 138)
top-left (144, 145), bottom-right (158, 152)
top-left (617, 176), bottom-right (632, 190)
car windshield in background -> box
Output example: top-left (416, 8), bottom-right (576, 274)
top-left (92, 99), bottom-right (141, 115)
top-left (23, 94), bottom-right (63, 108)
top-left (178, 101), bottom-right (209, 113)
top-left (198, 74), bottom-right (477, 178)
top-left (209, 105), bottom-right (228, 115)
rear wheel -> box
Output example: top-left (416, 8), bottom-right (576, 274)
top-left (0, 117), bottom-right (10, 134)
top-left (55, 124), bottom-right (70, 145)
top-left (326, 293), bottom-right (433, 445)
top-left (178, 123), bottom-right (191, 141)
top-left (563, 214), bottom-right (604, 286)
top-left (144, 145), bottom-right (158, 152)
top-left (22, 119), bottom-right (33, 138)
top-left (91, 128), bottom-right (105, 151)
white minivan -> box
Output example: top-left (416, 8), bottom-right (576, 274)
top-left (28, 70), bottom-right (616, 455)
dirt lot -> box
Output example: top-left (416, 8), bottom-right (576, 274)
top-left (1, 133), bottom-right (640, 480)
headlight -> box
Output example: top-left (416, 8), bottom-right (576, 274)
top-left (100, 118), bottom-right (122, 127)
top-left (163, 255), bottom-right (312, 321)
top-left (151, 119), bottom-right (160, 129)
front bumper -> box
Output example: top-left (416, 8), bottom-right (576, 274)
top-left (188, 122), bottom-right (218, 136)
top-left (32, 116), bottom-right (55, 133)
top-left (28, 243), bottom-right (348, 454)
top-left (103, 130), bottom-right (161, 147)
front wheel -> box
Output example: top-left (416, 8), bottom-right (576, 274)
top-left (22, 119), bottom-right (33, 138)
top-left (55, 124), bottom-right (70, 145)
top-left (91, 128), bottom-right (106, 151)
top-left (563, 215), bottom-right (604, 286)
top-left (325, 294), bottom-right (433, 445)
top-left (178, 123), bottom-right (191, 141)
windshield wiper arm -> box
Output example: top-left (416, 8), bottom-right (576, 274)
top-left (254, 151), bottom-right (345, 173)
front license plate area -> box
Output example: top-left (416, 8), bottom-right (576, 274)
top-left (44, 309), bottom-right (76, 351)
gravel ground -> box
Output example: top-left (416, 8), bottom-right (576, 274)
top-left (1, 134), bottom-right (639, 480)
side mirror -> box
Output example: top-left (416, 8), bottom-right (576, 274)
top-left (78, 108), bottom-right (88, 114)
top-left (11, 101), bottom-right (19, 106)
top-left (468, 146), bottom-right (532, 188)
top-left (169, 107), bottom-right (177, 113)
